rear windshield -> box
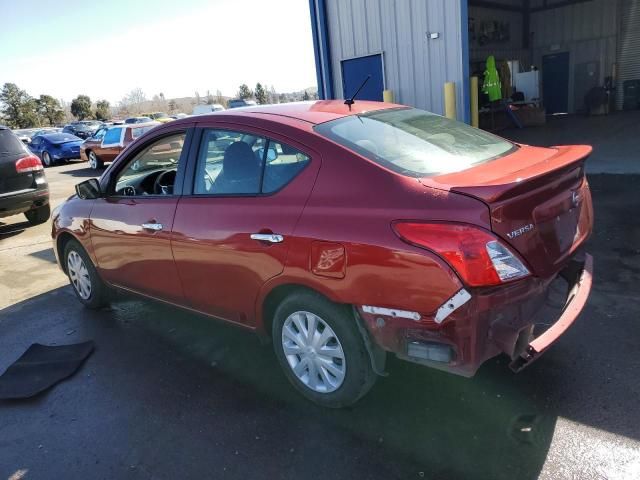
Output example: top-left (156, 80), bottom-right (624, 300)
top-left (0, 129), bottom-right (26, 157)
top-left (314, 107), bottom-right (516, 177)
top-left (47, 133), bottom-right (81, 142)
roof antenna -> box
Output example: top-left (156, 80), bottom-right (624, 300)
top-left (344, 75), bottom-right (371, 110)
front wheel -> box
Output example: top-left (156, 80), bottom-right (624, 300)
top-left (88, 151), bottom-right (103, 170)
top-left (24, 204), bottom-right (50, 225)
top-left (63, 239), bottom-right (109, 309)
top-left (272, 291), bottom-right (377, 408)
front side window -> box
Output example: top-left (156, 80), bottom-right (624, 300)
top-left (314, 107), bottom-right (516, 177)
top-left (113, 132), bottom-right (186, 196)
top-left (103, 127), bottom-right (123, 146)
top-left (93, 128), bottom-right (106, 140)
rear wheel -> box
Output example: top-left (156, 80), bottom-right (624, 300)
top-left (88, 151), bottom-right (103, 170)
top-left (24, 204), bottom-right (50, 225)
top-left (42, 151), bottom-right (53, 167)
top-left (272, 291), bottom-right (376, 408)
top-left (63, 239), bottom-right (109, 309)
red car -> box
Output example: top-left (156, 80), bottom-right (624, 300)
top-left (52, 101), bottom-right (593, 407)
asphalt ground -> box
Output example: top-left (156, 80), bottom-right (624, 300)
top-left (0, 161), bottom-right (639, 479)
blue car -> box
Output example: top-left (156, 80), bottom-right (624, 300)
top-left (28, 133), bottom-right (83, 167)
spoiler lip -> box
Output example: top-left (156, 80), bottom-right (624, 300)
top-left (419, 144), bottom-right (592, 202)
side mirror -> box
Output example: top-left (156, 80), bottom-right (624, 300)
top-left (75, 178), bottom-right (102, 200)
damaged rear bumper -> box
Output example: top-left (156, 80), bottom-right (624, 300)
top-left (357, 252), bottom-right (594, 377)
top-left (509, 253), bottom-right (593, 372)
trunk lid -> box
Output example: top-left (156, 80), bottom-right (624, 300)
top-left (421, 144), bottom-right (594, 277)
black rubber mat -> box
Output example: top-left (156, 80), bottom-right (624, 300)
top-left (0, 341), bottom-right (94, 400)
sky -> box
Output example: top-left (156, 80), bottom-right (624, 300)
top-left (0, 0), bottom-right (317, 104)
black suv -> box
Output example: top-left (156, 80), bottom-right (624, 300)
top-left (0, 126), bottom-right (50, 225)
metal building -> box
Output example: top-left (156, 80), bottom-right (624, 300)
top-left (309, 0), bottom-right (640, 124)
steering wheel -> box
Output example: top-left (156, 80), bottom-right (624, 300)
top-left (153, 169), bottom-right (177, 195)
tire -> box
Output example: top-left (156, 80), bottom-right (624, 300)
top-left (63, 239), bottom-right (109, 309)
top-left (88, 150), bottom-right (103, 170)
top-left (42, 151), bottom-right (53, 167)
top-left (272, 291), bottom-right (376, 408)
top-left (24, 204), bottom-right (50, 225)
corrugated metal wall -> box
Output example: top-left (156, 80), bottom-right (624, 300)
top-left (529, 0), bottom-right (618, 113)
top-left (324, 0), bottom-right (466, 119)
top-left (616, 0), bottom-right (640, 110)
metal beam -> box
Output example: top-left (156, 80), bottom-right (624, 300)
top-left (530, 0), bottom-right (592, 13)
top-left (468, 1), bottom-right (525, 12)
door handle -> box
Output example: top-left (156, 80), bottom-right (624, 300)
top-left (142, 222), bottom-right (163, 231)
top-left (250, 233), bottom-right (284, 243)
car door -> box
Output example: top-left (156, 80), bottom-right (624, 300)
top-left (100, 126), bottom-right (125, 162)
top-left (171, 126), bottom-right (320, 327)
top-left (89, 128), bottom-right (193, 302)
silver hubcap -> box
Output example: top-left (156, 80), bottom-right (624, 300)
top-left (67, 250), bottom-right (92, 300)
top-left (89, 152), bottom-right (97, 168)
top-left (281, 311), bottom-right (346, 393)
top-left (43, 152), bottom-right (50, 166)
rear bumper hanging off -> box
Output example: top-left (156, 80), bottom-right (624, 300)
top-left (509, 253), bottom-right (593, 372)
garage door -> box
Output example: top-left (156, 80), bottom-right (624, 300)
top-left (616, 0), bottom-right (640, 110)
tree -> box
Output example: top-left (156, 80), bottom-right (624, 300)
top-left (36, 95), bottom-right (64, 126)
top-left (237, 84), bottom-right (253, 100)
top-left (302, 90), bottom-right (310, 101)
top-left (255, 83), bottom-right (267, 104)
top-left (71, 95), bottom-right (92, 120)
top-left (119, 88), bottom-right (147, 114)
top-left (168, 99), bottom-right (177, 112)
top-left (0, 83), bottom-right (35, 128)
top-left (95, 100), bottom-right (111, 121)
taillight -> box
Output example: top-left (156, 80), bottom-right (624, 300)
top-left (392, 222), bottom-right (530, 287)
top-left (15, 155), bottom-right (44, 173)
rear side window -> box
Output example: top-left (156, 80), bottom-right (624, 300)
top-left (103, 128), bottom-right (123, 145)
top-left (262, 141), bottom-right (310, 193)
top-left (0, 130), bottom-right (25, 157)
top-left (194, 129), bottom-right (310, 195)
top-left (131, 125), bottom-right (156, 139)
top-left (314, 107), bottom-right (516, 177)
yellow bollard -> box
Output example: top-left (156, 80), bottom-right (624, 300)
top-left (470, 76), bottom-right (479, 128)
top-left (444, 82), bottom-right (456, 120)
top-left (383, 89), bottom-right (394, 103)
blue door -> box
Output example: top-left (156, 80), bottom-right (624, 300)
top-left (543, 52), bottom-right (570, 114)
top-left (341, 54), bottom-right (384, 101)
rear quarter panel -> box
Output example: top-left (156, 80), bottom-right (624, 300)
top-left (52, 197), bottom-right (97, 267)
top-left (256, 137), bottom-right (491, 329)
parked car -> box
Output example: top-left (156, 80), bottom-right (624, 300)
top-left (62, 123), bottom-right (95, 139)
top-left (13, 128), bottom-right (40, 144)
top-left (192, 104), bottom-right (225, 115)
top-left (227, 99), bottom-right (258, 109)
top-left (124, 117), bottom-right (153, 124)
top-left (141, 112), bottom-right (173, 123)
top-left (29, 133), bottom-right (83, 167)
top-left (31, 127), bottom-right (63, 138)
top-left (52, 101), bottom-right (594, 407)
top-left (171, 113), bottom-right (189, 120)
top-left (80, 122), bottom-right (160, 169)
top-left (0, 126), bottom-right (50, 225)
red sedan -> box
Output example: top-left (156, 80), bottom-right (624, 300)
top-left (52, 101), bottom-right (593, 407)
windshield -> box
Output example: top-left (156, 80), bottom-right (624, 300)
top-left (314, 107), bottom-right (516, 177)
